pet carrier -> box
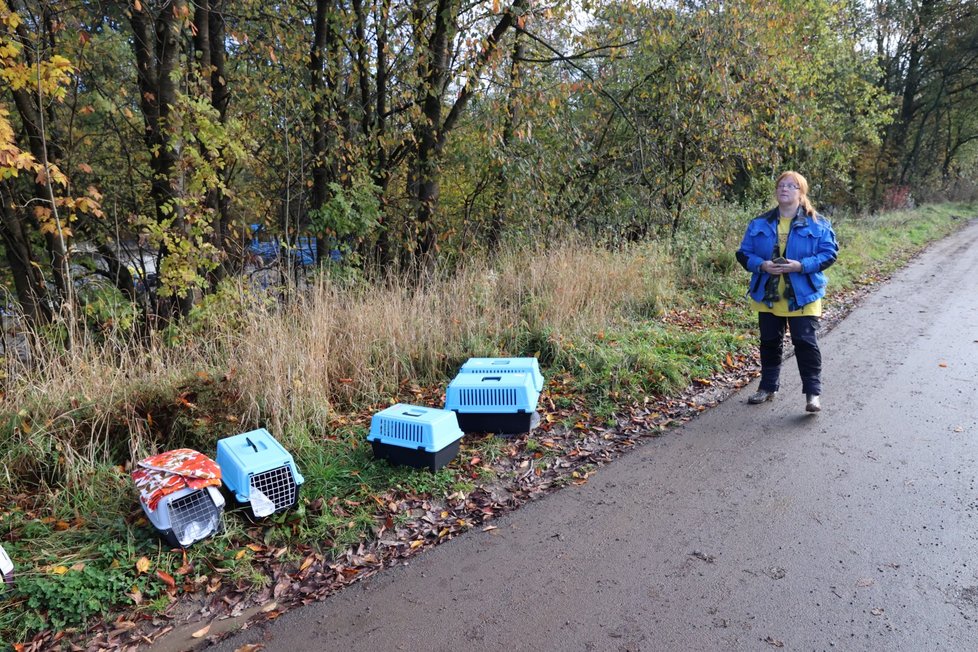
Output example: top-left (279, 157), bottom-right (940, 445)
top-left (444, 372), bottom-right (541, 434)
top-left (367, 404), bottom-right (464, 471)
top-left (132, 449), bottom-right (225, 548)
top-left (459, 357), bottom-right (544, 392)
top-left (216, 429), bottom-right (305, 518)
top-left (0, 543), bottom-right (13, 587)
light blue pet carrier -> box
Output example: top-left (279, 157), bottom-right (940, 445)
top-left (367, 404), bottom-right (464, 471)
top-left (216, 429), bottom-right (305, 518)
top-left (444, 372), bottom-right (540, 435)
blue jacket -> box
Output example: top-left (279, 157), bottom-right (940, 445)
top-left (736, 206), bottom-right (839, 310)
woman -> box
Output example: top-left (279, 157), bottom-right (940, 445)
top-left (736, 171), bottom-right (839, 413)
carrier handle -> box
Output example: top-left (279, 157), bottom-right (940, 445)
top-left (403, 409), bottom-right (425, 418)
top-left (246, 436), bottom-right (258, 452)
top-left (482, 376), bottom-right (502, 382)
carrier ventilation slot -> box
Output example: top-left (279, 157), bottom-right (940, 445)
top-left (379, 419), bottom-right (424, 444)
top-left (458, 388), bottom-right (517, 407)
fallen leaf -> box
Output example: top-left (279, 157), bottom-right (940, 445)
top-left (136, 556), bottom-right (151, 574)
top-left (156, 570), bottom-right (176, 588)
top-left (482, 525), bottom-right (498, 532)
top-left (191, 624), bottom-right (210, 638)
top-left (939, 362), bottom-right (948, 368)
top-left (52, 565), bottom-right (69, 575)
top-left (261, 602), bottom-right (278, 613)
top-left (409, 539), bottom-right (423, 549)
top-left (234, 645), bottom-right (265, 652)
top-left (128, 587), bottom-right (143, 605)
top-left (298, 554), bottom-right (316, 572)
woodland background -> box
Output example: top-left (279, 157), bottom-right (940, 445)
top-left (2, 0), bottom-right (976, 325)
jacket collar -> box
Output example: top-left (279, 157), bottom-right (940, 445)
top-left (764, 205), bottom-right (808, 226)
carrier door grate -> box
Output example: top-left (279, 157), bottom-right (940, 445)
top-left (250, 466), bottom-right (297, 512)
top-left (168, 489), bottom-right (220, 546)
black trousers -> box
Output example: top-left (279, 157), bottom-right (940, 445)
top-left (757, 312), bottom-right (822, 396)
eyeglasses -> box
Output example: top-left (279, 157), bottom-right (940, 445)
top-left (777, 183), bottom-right (800, 190)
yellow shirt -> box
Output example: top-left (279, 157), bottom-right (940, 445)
top-left (752, 217), bottom-right (822, 317)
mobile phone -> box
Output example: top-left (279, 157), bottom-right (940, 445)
top-left (772, 257), bottom-right (788, 264)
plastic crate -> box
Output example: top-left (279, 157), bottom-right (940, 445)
top-left (217, 429), bottom-right (305, 518)
top-left (0, 543), bottom-right (12, 587)
top-left (142, 486), bottom-right (225, 548)
top-left (367, 404), bottom-right (463, 471)
top-left (459, 357), bottom-right (544, 392)
top-left (444, 372), bottom-right (540, 434)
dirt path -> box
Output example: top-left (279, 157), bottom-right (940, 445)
top-left (199, 219), bottom-right (978, 652)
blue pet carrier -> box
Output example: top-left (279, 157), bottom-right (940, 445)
top-left (216, 429), bottom-right (305, 518)
top-left (459, 357), bottom-right (544, 392)
top-left (367, 404), bottom-right (464, 471)
top-left (444, 372), bottom-right (540, 435)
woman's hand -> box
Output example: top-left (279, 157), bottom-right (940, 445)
top-left (781, 259), bottom-right (803, 273)
top-left (761, 259), bottom-right (803, 274)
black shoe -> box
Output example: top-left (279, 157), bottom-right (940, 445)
top-left (748, 389), bottom-right (777, 404)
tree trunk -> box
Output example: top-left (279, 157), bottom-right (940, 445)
top-left (7, 0), bottom-right (72, 313)
top-left (488, 31), bottom-right (524, 253)
top-left (0, 187), bottom-right (53, 326)
top-left (310, 0), bottom-right (340, 264)
top-left (195, 0), bottom-right (232, 285)
top-left (129, 0), bottom-right (193, 317)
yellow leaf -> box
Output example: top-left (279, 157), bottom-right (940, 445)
top-left (52, 565), bottom-right (69, 575)
top-left (191, 624), bottom-right (211, 638)
top-left (409, 539), bottom-right (423, 549)
top-left (235, 549), bottom-right (247, 560)
top-left (136, 556), bottom-right (150, 574)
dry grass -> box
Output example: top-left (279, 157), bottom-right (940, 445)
top-left (228, 241), bottom-right (676, 433)
top-left (0, 239), bottom-right (676, 491)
